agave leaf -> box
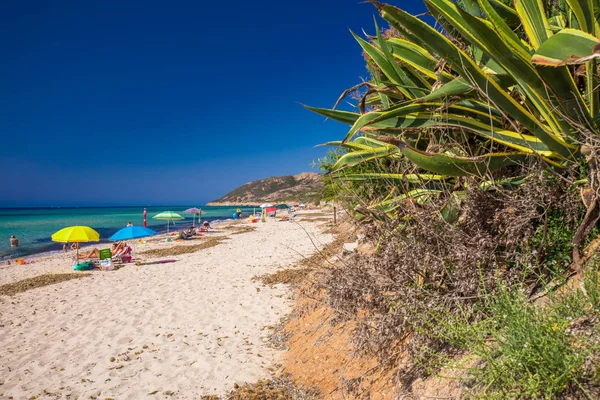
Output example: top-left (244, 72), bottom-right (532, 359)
top-left (479, 175), bottom-right (529, 190)
top-left (532, 29), bottom-right (600, 66)
top-left (461, 0), bottom-right (481, 15)
top-left (304, 105), bottom-right (359, 125)
top-left (440, 190), bottom-right (468, 223)
top-left (363, 108), bottom-right (552, 155)
top-left (376, 2), bottom-right (575, 158)
top-left (418, 74), bottom-right (515, 103)
top-left (487, 0), bottom-right (520, 28)
top-left (476, 0), bottom-right (532, 56)
top-left (377, 137), bottom-right (531, 176)
top-left (353, 136), bottom-right (397, 147)
top-left (515, 0), bottom-right (553, 48)
top-left (418, 77), bottom-right (473, 102)
top-left (335, 172), bottom-right (448, 183)
top-left (400, 147), bottom-right (529, 176)
top-left (368, 64), bottom-right (390, 108)
top-left (331, 146), bottom-right (399, 171)
top-left (374, 18), bottom-right (429, 98)
top-left (430, 0), bottom-right (582, 143)
top-left (548, 14), bottom-right (566, 32)
top-left (351, 31), bottom-right (413, 99)
top-left (319, 140), bottom-right (374, 152)
top-left (387, 38), bottom-right (440, 79)
top-left (563, 0), bottom-right (595, 34)
top-left (370, 188), bottom-right (443, 214)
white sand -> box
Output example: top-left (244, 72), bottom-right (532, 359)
top-left (0, 212), bottom-right (333, 399)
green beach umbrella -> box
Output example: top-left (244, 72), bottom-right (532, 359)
top-left (153, 211), bottom-right (184, 233)
top-left (275, 204), bottom-right (289, 210)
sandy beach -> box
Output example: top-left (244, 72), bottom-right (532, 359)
top-left (0, 212), bottom-right (333, 399)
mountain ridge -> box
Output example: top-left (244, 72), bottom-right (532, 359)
top-left (207, 172), bottom-right (323, 206)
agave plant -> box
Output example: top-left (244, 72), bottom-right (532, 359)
top-left (309, 0), bottom-right (600, 257)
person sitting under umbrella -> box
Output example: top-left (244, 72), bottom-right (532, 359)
top-left (178, 226), bottom-right (196, 240)
top-left (79, 247), bottom-right (101, 259)
top-left (111, 241), bottom-right (126, 254)
top-left (80, 242), bottom-right (131, 259)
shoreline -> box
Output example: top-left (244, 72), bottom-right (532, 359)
top-left (0, 210), bottom-right (334, 398)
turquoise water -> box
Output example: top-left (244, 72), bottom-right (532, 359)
top-left (0, 206), bottom-right (257, 259)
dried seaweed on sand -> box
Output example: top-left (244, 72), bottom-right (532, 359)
top-left (139, 237), bottom-right (228, 257)
top-left (255, 267), bottom-right (313, 286)
top-left (0, 273), bottom-right (91, 296)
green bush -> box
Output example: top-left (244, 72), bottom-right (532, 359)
top-left (424, 276), bottom-right (600, 399)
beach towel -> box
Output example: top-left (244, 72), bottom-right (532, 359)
top-left (73, 261), bottom-right (94, 271)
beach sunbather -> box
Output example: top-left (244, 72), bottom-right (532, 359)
top-left (70, 242), bottom-right (80, 250)
top-left (113, 245), bottom-right (132, 257)
top-left (79, 248), bottom-right (101, 259)
top-left (111, 241), bottom-right (126, 254)
top-left (178, 227), bottom-right (195, 240)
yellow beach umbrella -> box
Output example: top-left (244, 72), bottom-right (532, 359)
top-left (52, 226), bottom-right (100, 264)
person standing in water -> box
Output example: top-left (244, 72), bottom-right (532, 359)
top-left (10, 235), bottom-right (18, 247)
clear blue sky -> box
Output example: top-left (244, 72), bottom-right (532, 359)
top-left (0, 0), bottom-right (424, 207)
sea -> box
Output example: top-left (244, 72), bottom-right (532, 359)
top-left (0, 206), bottom-right (258, 260)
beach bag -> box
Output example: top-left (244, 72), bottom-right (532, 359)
top-left (100, 258), bottom-right (114, 270)
top-left (73, 261), bottom-right (94, 271)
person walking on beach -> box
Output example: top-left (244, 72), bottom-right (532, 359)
top-left (10, 235), bottom-right (18, 247)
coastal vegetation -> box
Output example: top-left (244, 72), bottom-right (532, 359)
top-left (309, 0), bottom-right (600, 397)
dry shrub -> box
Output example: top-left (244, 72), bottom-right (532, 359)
top-left (0, 273), bottom-right (91, 296)
top-left (321, 168), bottom-right (583, 375)
top-left (140, 237), bottom-right (227, 257)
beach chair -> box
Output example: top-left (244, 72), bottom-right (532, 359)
top-left (112, 246), bottom-right (133, 264)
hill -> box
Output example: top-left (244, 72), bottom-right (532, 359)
top-left (207, 172), bottom-right (323, 206)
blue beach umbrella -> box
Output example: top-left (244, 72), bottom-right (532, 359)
top-left (109, 226), bottom-right (157, 241)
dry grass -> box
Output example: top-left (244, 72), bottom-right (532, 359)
top-left (255, 267), bottom-right (313, 286)
top-left (227, 226), bottom-right (258, 235)
top-left (140, 237), bottom-right (228, 257)
top-left (297, 217), bottom-right (332, 223)
top-left (226, 375), bottom-right (320, 399)
top-left (0, 273), bottom-right (91, 296)
top-left (297, 228), bottom-right (353, 269)
top-left (253, 220), bottom-right (352, 287)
